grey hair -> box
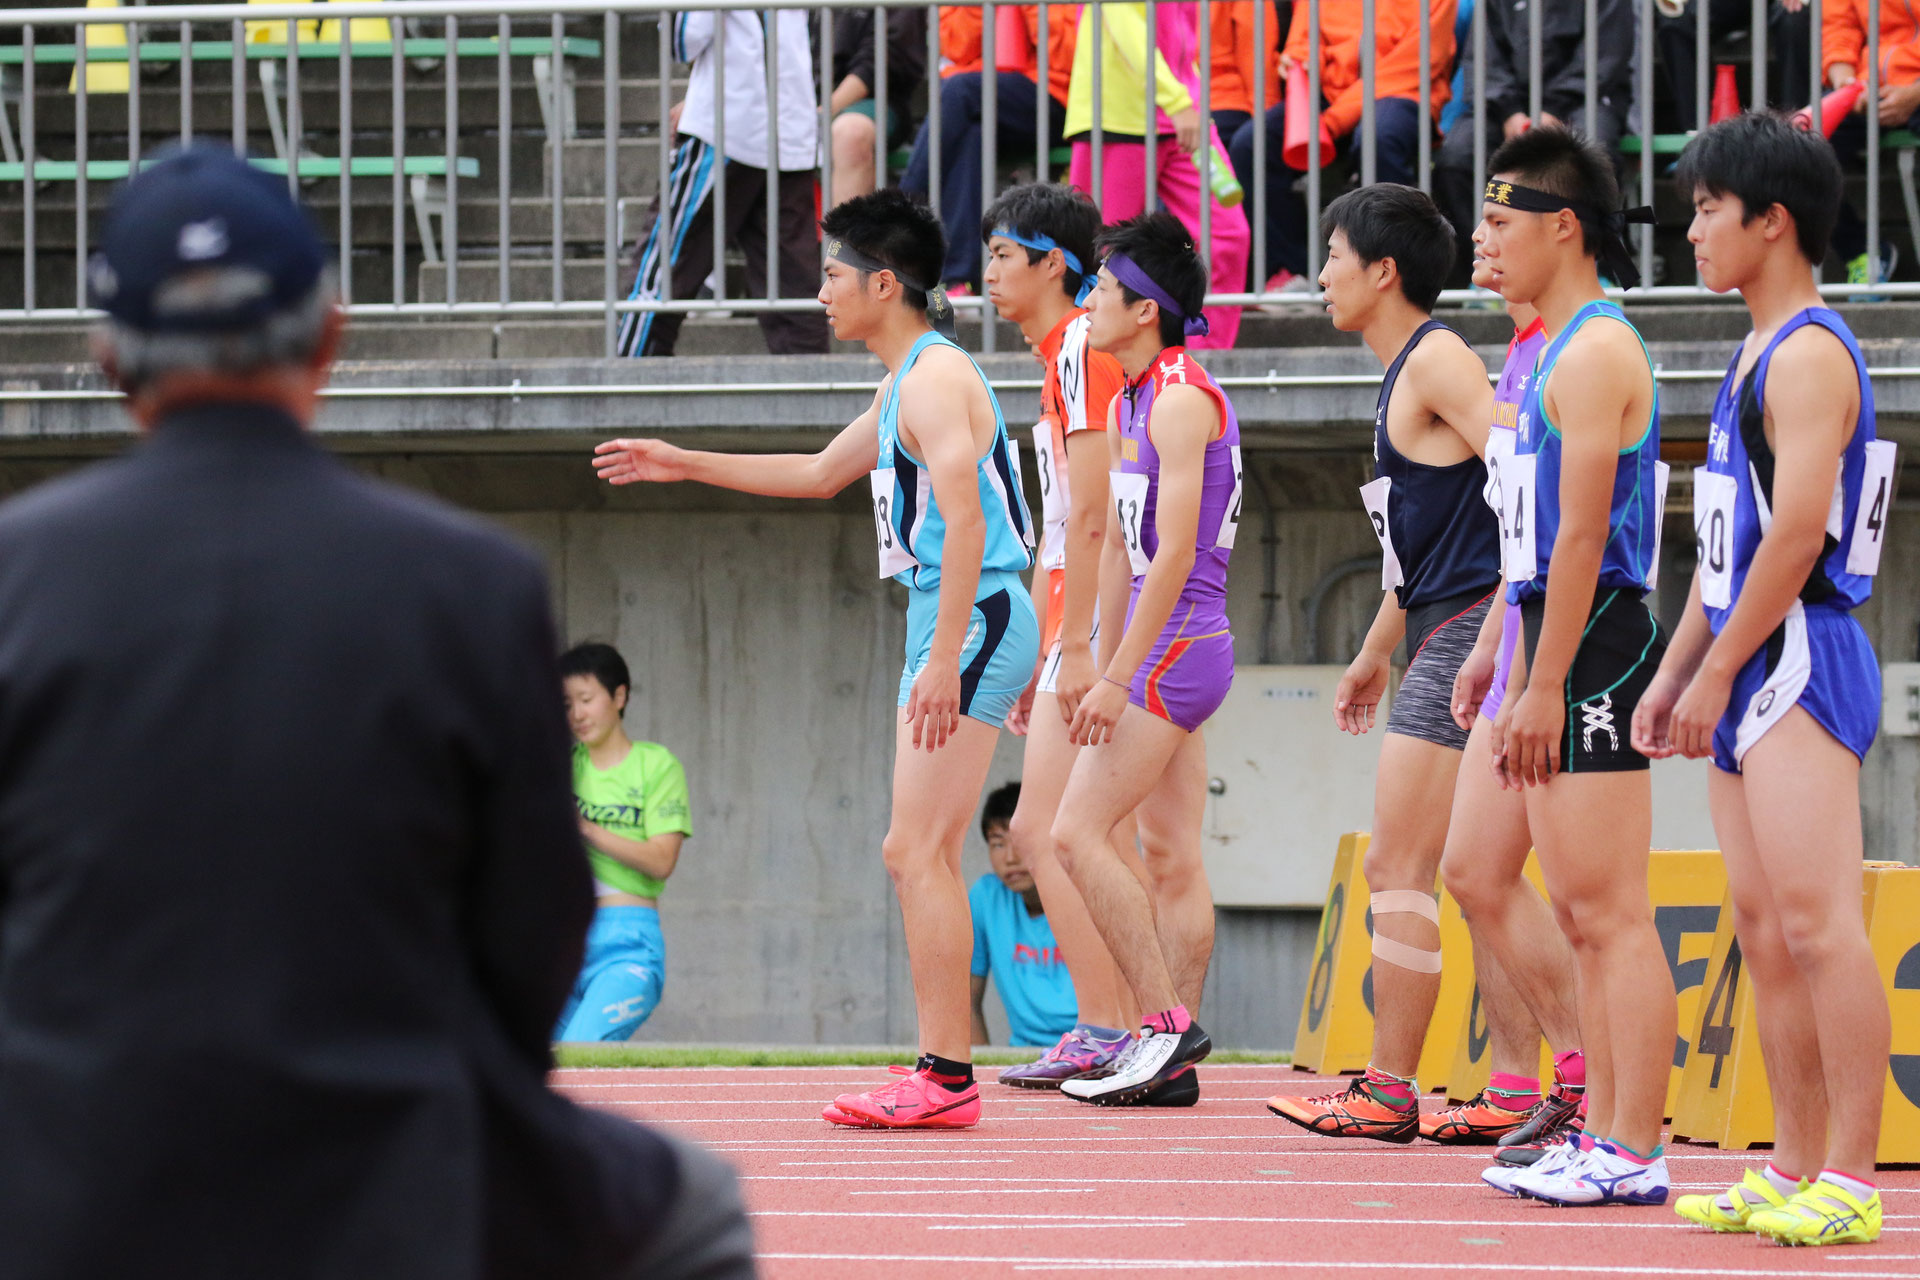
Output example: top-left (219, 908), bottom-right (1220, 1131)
top-left (96, 272), bottom-right (337, 391)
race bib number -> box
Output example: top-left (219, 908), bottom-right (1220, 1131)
top-left (869, 468), bottom-right (920, 578)
top-left (1111, 470), bottom-right (1152, 576)
top-left (1498, 452), bottom-right (1538, 584)
top-left (1483, 426), bottom-right (1516, 516)
top-left (1030, 423), bottom-right (1066, 567)
top-left (1693, 467), bottom-right (1737, 609)
top-left (1358, 475), bottom-right (1403, 590)
top-left (1847, 440), bottom-right (1897, 576)
top-left (1006, 436), bottom-right (1035, 550)
top-left (1215, 445), bottom-right (1244, 550)
top-left (1647, 460), bottom-right (1672, 592)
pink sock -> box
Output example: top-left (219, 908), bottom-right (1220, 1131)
top-left (1553, 1049), bottom-right (1586, 1090)
top-left (1144, 1005), bottom-right (1191, 1035)
top-left (1363, 1065), bottom-right (1417, 1107)
top-left (1487, 1072), bottom-right (1542, 1112)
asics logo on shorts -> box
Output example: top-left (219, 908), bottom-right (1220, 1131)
top-left (1757, 689), bottom-right (1777, 716)
top-left (1580, 694), bottom-right (1619, 753)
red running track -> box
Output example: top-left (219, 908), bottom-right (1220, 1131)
top-left (553, 1063), bottom-right (1919, 1279)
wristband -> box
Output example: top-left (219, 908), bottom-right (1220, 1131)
top-left (1101, 675), bottom-right (1130, 691)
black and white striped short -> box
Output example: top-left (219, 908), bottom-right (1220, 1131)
top-left (1385, 587), bottom-right (1497, 751)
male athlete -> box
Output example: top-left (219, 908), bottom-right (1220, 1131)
top-left (1635, 113), bottom-right (1891, 1246)
top-left (1475, 126), bottom-right (1675, 1206)
top-left (979, 182), bottom-right (1144, 1088)
top-left (1437, 269), bottom-right (1589, 1159)
top-left (594, 189), bottom-right (1039, 1129)
top-left (1048, 212), bottom-right (1238, 1106)
top-left (1267, 185), bottom-right (1503, 1143)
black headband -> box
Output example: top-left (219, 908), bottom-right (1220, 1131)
top-left (1483, 178), bottom-right (1657, 289)
top-left (824, 235), bottom-right (957, 338)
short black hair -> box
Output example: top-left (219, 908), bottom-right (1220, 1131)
top-left (981, 182), bottom-right (1104, 302)
top-left (821, 187), bottom-right (947, 308)
top-left (980, 781), bottom-right (1021, 840)
top-left (1675, 111), bottom-right (1842, 266)
top-left (1323, 183), bottom-right (1456, 312)
top-left (559, 642), bottom-right (630, 706)
top-left (1486, 125), bottom-right (1621, 261)
top-left (1094, 210), bottom-right (1208, 348)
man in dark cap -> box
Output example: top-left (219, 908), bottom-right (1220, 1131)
top-left (0, 143), bottom-right (755, 1279)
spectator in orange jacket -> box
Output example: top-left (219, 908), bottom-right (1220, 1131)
top-left (1822, 0), bottom-right (1920, 283)
top-left (902, 6), bottom-right (1078, 290)
top-left (1208, 2), bottom-right (1288, 160)
top-left (1225, 0), bottom-right (1454, 289)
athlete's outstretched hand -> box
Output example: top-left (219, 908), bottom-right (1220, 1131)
top-left (1502, 684), bottom-right (1563, 787)
top-left (1005, 667), bottom-right (1040, 736)
top-left (1451, 642), bottom-right (1496, 732)
top-left (905, 661), bottom-right (962, 751)
top-left (1629, 669), bottom-right (1683, 760)
top-left (593, 437), bottom-right (691, 485)
top-left (1069, 676), bottom-right (1127, 747)
top-left (1333, 649), bottom-right (1390, 735)
top-left (1052, 642), bottom-right (1098, 723)
top-left (1667, 668), bottom-right (1733, 762)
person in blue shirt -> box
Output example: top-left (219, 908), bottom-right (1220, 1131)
top-left (969, 783), bottom-right (1078, 1050)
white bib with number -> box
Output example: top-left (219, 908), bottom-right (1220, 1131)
top-left (1647, 460), bottom-right (1672, 592)
top-left (1693, 467), bottom-right (1737, 609)
top-left (1111, 470), bottom-right (1152, 576)
top-left (1030, 423), bottom-right (1067, 569)
top-left (869, 468), bottom-right (920, 578)
top-left (1847, 440), bottom-right (1897, 576)
top-left (1216, 445), bottom-right (1245, 550)
top-left (1498, 451), bottom-right (1538, 584)
top-left (1358, 475), bottom-right (1403, 590)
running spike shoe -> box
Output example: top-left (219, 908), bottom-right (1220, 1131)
top-left (1748, 1182), bottom-right (1882, 1246)
top-left (997, 1028), bottom-right (1131, 1089)
top-left (1675, 1167), bottom-right (1805, 1232)
top-left (1062, 1022), bottom-right (1211, 1106)
top-left (1519, 1144), bottom-right (1671, 1207)
top-left (1484, 1131), bottom-right (1579, 1195)
top-left (1493, 1087), bottom-right (1586, 1166)
top-left (825, 1065), bottom-right (981, 1129)
top-left (1267, 1076), bottom-right (1418, 1143)
top-left (1420, 1090), bottom-right (1534, 1144)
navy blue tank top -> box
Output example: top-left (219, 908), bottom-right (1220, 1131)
top-left (1370, 320), bottom-right (1503, 609)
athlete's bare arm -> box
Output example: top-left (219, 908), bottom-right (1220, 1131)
top-left (1501, 321), bottom-right (1650, 786)
top-left (1632, 573), bottom-right (1711, 760)
top-left (1452, 595), bottom-right (1509, 731)
top-left (592, 383), bottom-right (885, 496)
top-left (1334, 592), bottom-right (1406, 736)
top-left (898, 349), bottom-right (994, 752)
top-left (1096, 400), bottom-right (1132, 673)
top-left (579, 824), bottom-right (685, 882)
top-left (1070, 384), bottom-right (1217, 746)
top-left (1416, 337), bottom-right (1498, 461)
top-left (1054, 428), bottom-right (1113, 718)
top-left (1666, 328), bottom-right (1858, 759)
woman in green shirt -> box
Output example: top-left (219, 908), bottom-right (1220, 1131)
top-left (555, 643), bottom-right (693, 1040)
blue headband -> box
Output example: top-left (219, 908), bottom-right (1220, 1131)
top-left (989, 225), bottom-right (1094, 305)
top-left (1103, 251), bottom-right (1210, 338)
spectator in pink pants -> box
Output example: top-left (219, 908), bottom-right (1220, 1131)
top-left (1062, 2), bottom-right (1250, 348)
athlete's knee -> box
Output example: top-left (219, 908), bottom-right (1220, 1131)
top-left (1772, 897), bottom-right (1864, 976)
top-left (1363, 840), bottom-right (1441, 895)
top-left (1439, 849), bottom-right (1501, 918)
top-left (1367, 888), bottom-right (1443, 976)
top-left (880, 827), bottom-right (944, 882)
top-left (1008, 805), bottom-right (1050, 863)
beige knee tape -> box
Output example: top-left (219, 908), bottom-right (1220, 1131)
top-left (1370, 890), bottom-right (1443, 974)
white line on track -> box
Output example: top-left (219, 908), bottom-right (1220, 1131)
top-left (757, 1252), bottom-right (1920, 1277)
top-left (776, 1158), bottom-right (1015, 1166)
top-left (739, 1174), bottom-right (1917, 1193)
top-left (703, 1143), bottom-right (1776, 1164)
top-left (745, 1209), bottom-right (1917, 1232)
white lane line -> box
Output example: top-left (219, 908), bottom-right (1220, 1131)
top-left (777, 1159), bottom-right (1016, 1166)
top-left (741, 1174), bottom-right (1916, 1193)
top-left (757, 1253), bottom-right (1920, 1277)
top-left (702, 1143), bottom-right (1776, 1164)
top-left (746, 1209), bottom-right (1919, 1233)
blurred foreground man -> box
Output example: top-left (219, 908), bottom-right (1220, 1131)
top-left (0, 143), bottom-right (755, 1280)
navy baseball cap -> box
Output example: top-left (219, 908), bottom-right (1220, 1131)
top-left (87, 142), bottom-right (327, 333)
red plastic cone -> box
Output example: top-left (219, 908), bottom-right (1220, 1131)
top-left (994, 6), bottom-right (1029, 73)
top-left (1791, 81), bottom-right (1867, 138)
top-left (1282, 63), bottom-right (1334, 169)
top-left (1709, 64), bottom-right (1740, 124)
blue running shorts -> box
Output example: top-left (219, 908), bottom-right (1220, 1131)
top-left (1713, 603), bottom-right (1880, 774)
top-left (555, 904), bottom-right (666, 1042)
top-left (899, 568), bottom-right (1041, 728)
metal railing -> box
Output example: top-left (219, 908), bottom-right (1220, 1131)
top-left (1, 0), bottom-right (1916, 358)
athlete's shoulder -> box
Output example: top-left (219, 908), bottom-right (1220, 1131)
top-left (1761, 321), bottom-right (1861, 412)
top-left (1405, 323), bottom-right (1486, 379)
top-left (1554, 312), bottom-right (1648, 381)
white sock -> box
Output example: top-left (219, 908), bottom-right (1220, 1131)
top-left (1764, 1163), bottom-right (1804, 1197)
top-left (1816, 1169), bottom-right (1877, 1201)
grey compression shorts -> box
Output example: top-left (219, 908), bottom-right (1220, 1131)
top-left (1385, 587), bottom-right (1497, 751)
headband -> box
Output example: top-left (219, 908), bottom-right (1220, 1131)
top-left (824, 235), bottom-right (957, 338)
top-left (1482, 178), bottom-right (1657, 289)
top-left (989, 225), bottom-right (1094, 304)
top-left (1104, 251), bottom-right (1210, 338)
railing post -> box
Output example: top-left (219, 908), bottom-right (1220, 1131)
top-left (605, 9), bottom-right (620, 356)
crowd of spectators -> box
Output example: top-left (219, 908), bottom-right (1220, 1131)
top-left (622, 0), bottom-right (1920, 355)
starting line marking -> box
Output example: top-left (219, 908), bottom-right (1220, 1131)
top-left (746, 1209), bottom-right (1918, 1232)
top-left (758, 1252), bottom-right (1920, 1277)
top-left (741, 1174), bottom-right (1917, 1193)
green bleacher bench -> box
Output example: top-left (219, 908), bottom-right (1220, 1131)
top-left (1618, 133), bottom-right (1690, 158)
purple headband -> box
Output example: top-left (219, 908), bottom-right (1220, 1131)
top-left (1104, 252), bottom-right (1209, 338)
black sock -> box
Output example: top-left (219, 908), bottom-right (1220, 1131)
top-left (917, 1053), bottom-right (974, 1088)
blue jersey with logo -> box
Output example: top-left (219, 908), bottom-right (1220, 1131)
top-left (1372, 319), bottom-right (1502, 609)
top-left (1701, 308), bottom-right (1881, 632)
top-left (968, 873), bottom-right (1077, 1048)
top-left (1509, 299), bottom-right (1662, 605)
top-left (875, 331), bottom-right (1035, 591)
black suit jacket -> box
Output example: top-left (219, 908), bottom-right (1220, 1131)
top-left (0, 404), bottom-right (674, 1279)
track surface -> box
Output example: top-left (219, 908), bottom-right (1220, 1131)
top-left (553, 1064), bottom-right (1918, 1278)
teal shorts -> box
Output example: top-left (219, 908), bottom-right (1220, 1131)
top-left (555, 905), bottom-right (665, 1042)
top-left (837, 97), bottom-right (907, 149)
top-left (899, 568), bottom-right (1040, 728)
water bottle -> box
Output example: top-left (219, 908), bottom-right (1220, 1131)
top-left (1199, 141), bottom-right (1243, 209)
